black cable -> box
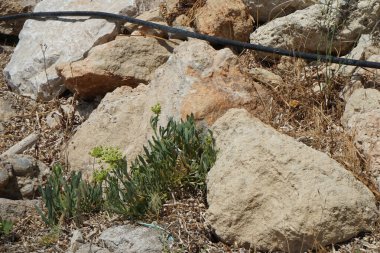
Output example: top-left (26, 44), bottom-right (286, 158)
top-left (0, 11), bottom-right (379, 69)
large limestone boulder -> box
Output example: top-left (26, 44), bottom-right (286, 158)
top-left (57, 36), bottom-right (176, 99)
top-left (243, 0), bottom-right (317, 23)
top-left (341, 88), bottom-right (380, 188)
top-left (250, 0), bottom-right (380, 57)
top-left (0, 0), bottom-right (40, 35)
top-left (3, 0), bottom-right (134, 101)
top-left (207, 108), bottom-right (378, 252)
top-left (194, 0), bottom-right (254, 42)
top-left (66, 39), bottom-right (269, 172)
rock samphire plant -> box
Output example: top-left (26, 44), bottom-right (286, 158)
top-left (91, 103), bottom-right (217, 219)
top-left (0, 218), bottom-right (13, 236)
top-left (37, 104), bottom-right (217, 224)
top-left (36, 165), bottom-right (103, 226)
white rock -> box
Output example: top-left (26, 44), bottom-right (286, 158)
top-left (4, 0), bottom-right (134, 100)
top-left (341, 88), bottom-right (380, 182)
top-left (250, 1), bottom-right (380, 58)
top-left (243, 0), bottom-right (317, 23)
top-left (207, 108), bottom-right (378, 252)
top-left (341, 88), bottom-right (380, 127)
top-left (99, 225), bottom-right (163, 253)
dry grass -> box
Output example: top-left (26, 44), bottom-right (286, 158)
top-left (238, 51), bottom-right (380, 201)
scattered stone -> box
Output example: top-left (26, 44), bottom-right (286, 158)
top-left (0, 168), bottom-right (9, 188)
top-left (99, 224), bottom-right (163, 253)
top-left (194, 0), bottom-right (254, 42)
top-left (243, 0), bottom-right (317, 23)
top-left (4, 0), bottom-right (135, 100)
top-left (0, 0), bottom-right (40, 35)
top-left (0, 155), bottom-right (49, 199)
top-left (66, 39), bottom-right (269, 173)
top-left (245, 67), bottom-right (283, 87)
top-left (57, 36), bottom-right (176, 99)
top-left (67, 230), bottom-right (85, 253)
top-left (0, 92), bottom-right (17, 122)
top-left (207, 108), bottom-right (378, 252)
top-left (0, 198), bottom-right (40, 222)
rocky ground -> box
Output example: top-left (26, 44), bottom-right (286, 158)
top-left (0, 0), bottom-right (380, 252)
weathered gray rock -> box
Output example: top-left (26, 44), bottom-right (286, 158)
top-left (243, 0), bottom-right (317, 23)
top-left (250, 1), bottom-right (380, 58)
top-left (57, 36), bottom-right (176, 99)
top-left (0, 155), bottom-right (49, 199)
top-left (4, 0), bottom-right (135, 100)
top-left (0, 198), bottom-right (40, 222)
top-left (99, 225), bottom-right (163, 253)
top-left (194, 0), bottom-right (254, 42)
top-left (0, 0), bottom-right (40, 35)
top-left (207, 108), bottom-right (378, 252)
top-left (66, 39), bottom-right (269, 173)
top-left (0, 169), bottom-right (9, 188)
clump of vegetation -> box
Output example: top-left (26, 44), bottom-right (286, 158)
top-left (36, 165), bottom-right (103, 226)
top-left (91, 103), bottom-right (217, 219)
top-left (37, 104), bottom-right (217, 224)
top-left (0, 218), bottom-right (13, 236)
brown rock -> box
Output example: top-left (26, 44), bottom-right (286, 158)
top-left (194, 0), bottom-right (254, 42)
top-left (57, 36), bottom-right (177, 99)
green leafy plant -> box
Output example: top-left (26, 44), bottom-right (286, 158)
top-left (91, 103), bottom-right (217, 218)
top-left (0, 218), bottom-right (13, 236)
top-left (36, 165), bottom-right (103, 226)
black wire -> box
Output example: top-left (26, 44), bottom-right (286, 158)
top-left (1, 11), bottom-right (380, 69)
